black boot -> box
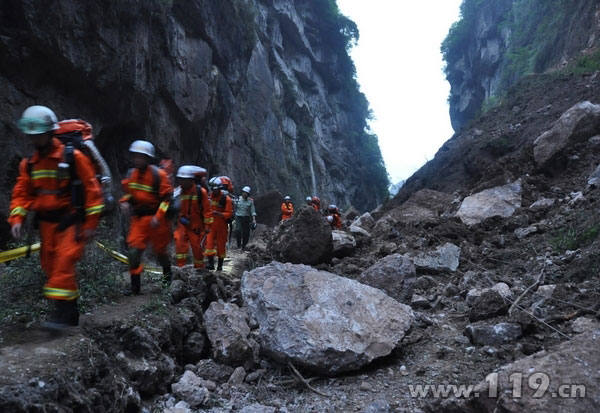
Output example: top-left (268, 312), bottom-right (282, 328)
top-left (124, 275), bottom-right (141, 296)
top-left (43, 299), bottom-right (78, 329)
top-left (217, 258), bottom-right (224, 271)
top-left (63, 299), bottom-right (79, 326)
top-left (206, 256), bottom-right (215, 270)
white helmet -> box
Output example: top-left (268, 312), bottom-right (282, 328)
top-left (284, 196), bottom-right (291, 201)
top-left (176, 165), bottom-right (198, 179)
top-left (306, 196), bottom-right (312, 202)
top-left (329, 204), bottom-right (337, 210)
top-left (129, 140), bottom-right (155, 157)
top-left (242, 186), bottom-right (251, 194)
top-left (209, 177), bottom-right (223, 188)
top-left (17, 105), bottom-right (58, 135)
top-left (326, 216), bottom-right (334, 223)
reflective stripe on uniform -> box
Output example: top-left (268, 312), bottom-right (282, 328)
top-left (43, 286), bottom-right (79, 300)
top-left (85, 204), bottom-right (105, 216)
top-left (10, 206), bottom-right (28, 217)
top-left (181, 195), bottom-right (198, 201)
top-left (204, 248), bottom-right (217, 255)
top-left (159, 201), bottom-right (169, 212)
top-left (205, 217), bottom-right (214, 224)
top-left (31, 169), bottom-right (58, 180)
top-left (176, 253), bottom-right (188, 259)
top-left (128, 182), bottom-right (154, 192)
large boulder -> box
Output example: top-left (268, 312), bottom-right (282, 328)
top-left (269, 206), bottom-right (332, 265)
top-left (241, 262), bottom-right (414, 374)
top-left (254, 190), bottom-right (284, 227)
top-left (534, 101), bottom-right (600, 167)
top-left (358, 254), bottom-right (416, 302)
top-left (456, 180), bottom-right (522, 225)
top-left (437, 329), bottom-right (600, 412)
top-left (203, 301), bottom-right (259, 367)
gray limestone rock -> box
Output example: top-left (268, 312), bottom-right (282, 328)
top-left (241, 262), bottom-right (414, 374)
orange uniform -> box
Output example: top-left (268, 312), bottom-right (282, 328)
top-left (281, 202), bottom-right (294, 220)
top-left (328, 213), bottom-right (342, 229)
top-left (204, 190), bottom-right (233, 259)
top-left (121, 166), bottom-right (173, 276)
top-left (174, 185), bottom-right (212, 268)
top-left (8, 138), bottom-right (104, 301)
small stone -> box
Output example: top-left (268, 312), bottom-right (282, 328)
top-left (227, 366), bottom-right (246, 386)
top-left (360, 381), bottom-right (373, 391)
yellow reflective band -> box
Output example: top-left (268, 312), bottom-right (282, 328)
top-left (194, 259), bottom-right (204, 264)
top-left (85, 204), bottom-right (105, 216)
top-left (0, 243), bottom-right (40, 263)
top-left (176, 253), bottom-right (188, 259)
top-left (31, 169), bottom-right (58, 180)
top-left (128, 182), bottom-right (154, 192)
top-left (121, 194), bottom-right (132, 200)
top-left (10, 207), bottom-right (28, 217)
top-left (43, 287), bottom-right (79, 300)
top-left (159, 201), bottom-right (169, 212)
top-left (181, 195), bottom-right (198, 201)
top-left (204, 248), bottom-right (217, 254)
top-left (94, 241), bottom-right (163, 275)
top-left (205, 218), bottom-right (214, 224)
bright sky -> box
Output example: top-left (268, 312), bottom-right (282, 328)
top-left (336, 0), bottom-right (463, 184)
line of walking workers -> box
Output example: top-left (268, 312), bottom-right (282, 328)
top-left (6, 105), bottom-right (343, 329)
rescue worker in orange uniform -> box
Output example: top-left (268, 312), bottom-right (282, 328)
top-left (174, 165), bottom-right (212, 269)
top-left (9, 105), bottom-right (104, 328)
top-left (281, 195), bottom-right (294, 221)
top-left (120, 140), bottom-right (173, 295)
top-left (204, 177), bottom-right (233, 271)
top-left (326, 204), bottom-right (343, 229)
top-left (311, 196), bottom-right (321, 212)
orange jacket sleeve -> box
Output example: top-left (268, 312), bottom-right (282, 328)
top-left (222, 194), bottom-right (234, 220)
top-left (8, 159), bottom-right (34, 227)
top-left (201, 187), bottom-right (213, 229)
top-left (73, 150), bottom-right (104, 232)
top-left (154, 167), bottom-right (174, 221)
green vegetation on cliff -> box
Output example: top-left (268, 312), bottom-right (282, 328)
top-left (442, 0), bottom-right (591, 88)
top-left (312, 0), bottom-right (389, 202)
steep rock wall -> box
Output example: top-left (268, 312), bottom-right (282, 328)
top-left (0, 0), bottom-right (386, 221)
top-left (445, 0), bottom-right (600, 131)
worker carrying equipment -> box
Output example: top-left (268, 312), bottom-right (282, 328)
top-left (326, 204), bottom-right (342, 229)
top-left (174, 165), bottom-right (212, 269)
top-left (9, 105), bottom-right (104, 329)
top-left (120, 140), bottom-right (173, 294)
top-left (204, 177), bottom-right (234, 271)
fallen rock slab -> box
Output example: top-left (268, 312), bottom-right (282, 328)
top-left (456, 181), bottom-right (522, 226)
top-left (241, 262), bottom-right (414, 374)
top-left (358, 254), bottom-right (416, 302)
top-left (534, 101), bottom-right (600, 167)
top-left (408, 243), bottom-right (461, 272)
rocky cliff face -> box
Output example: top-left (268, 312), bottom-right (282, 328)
top-left (445, 0), bottom-right (600, 132)
top-left (0, 0), bottom-right (387, 218)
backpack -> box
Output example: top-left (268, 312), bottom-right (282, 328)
top-left (27, 119), bottom-right (115, 217)
top-left (217, 192), bottom-right (235, 224)
top-left (218, 176), bottom-right (234, 194)
top-left (148, 165), bottom-right (180, 219)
